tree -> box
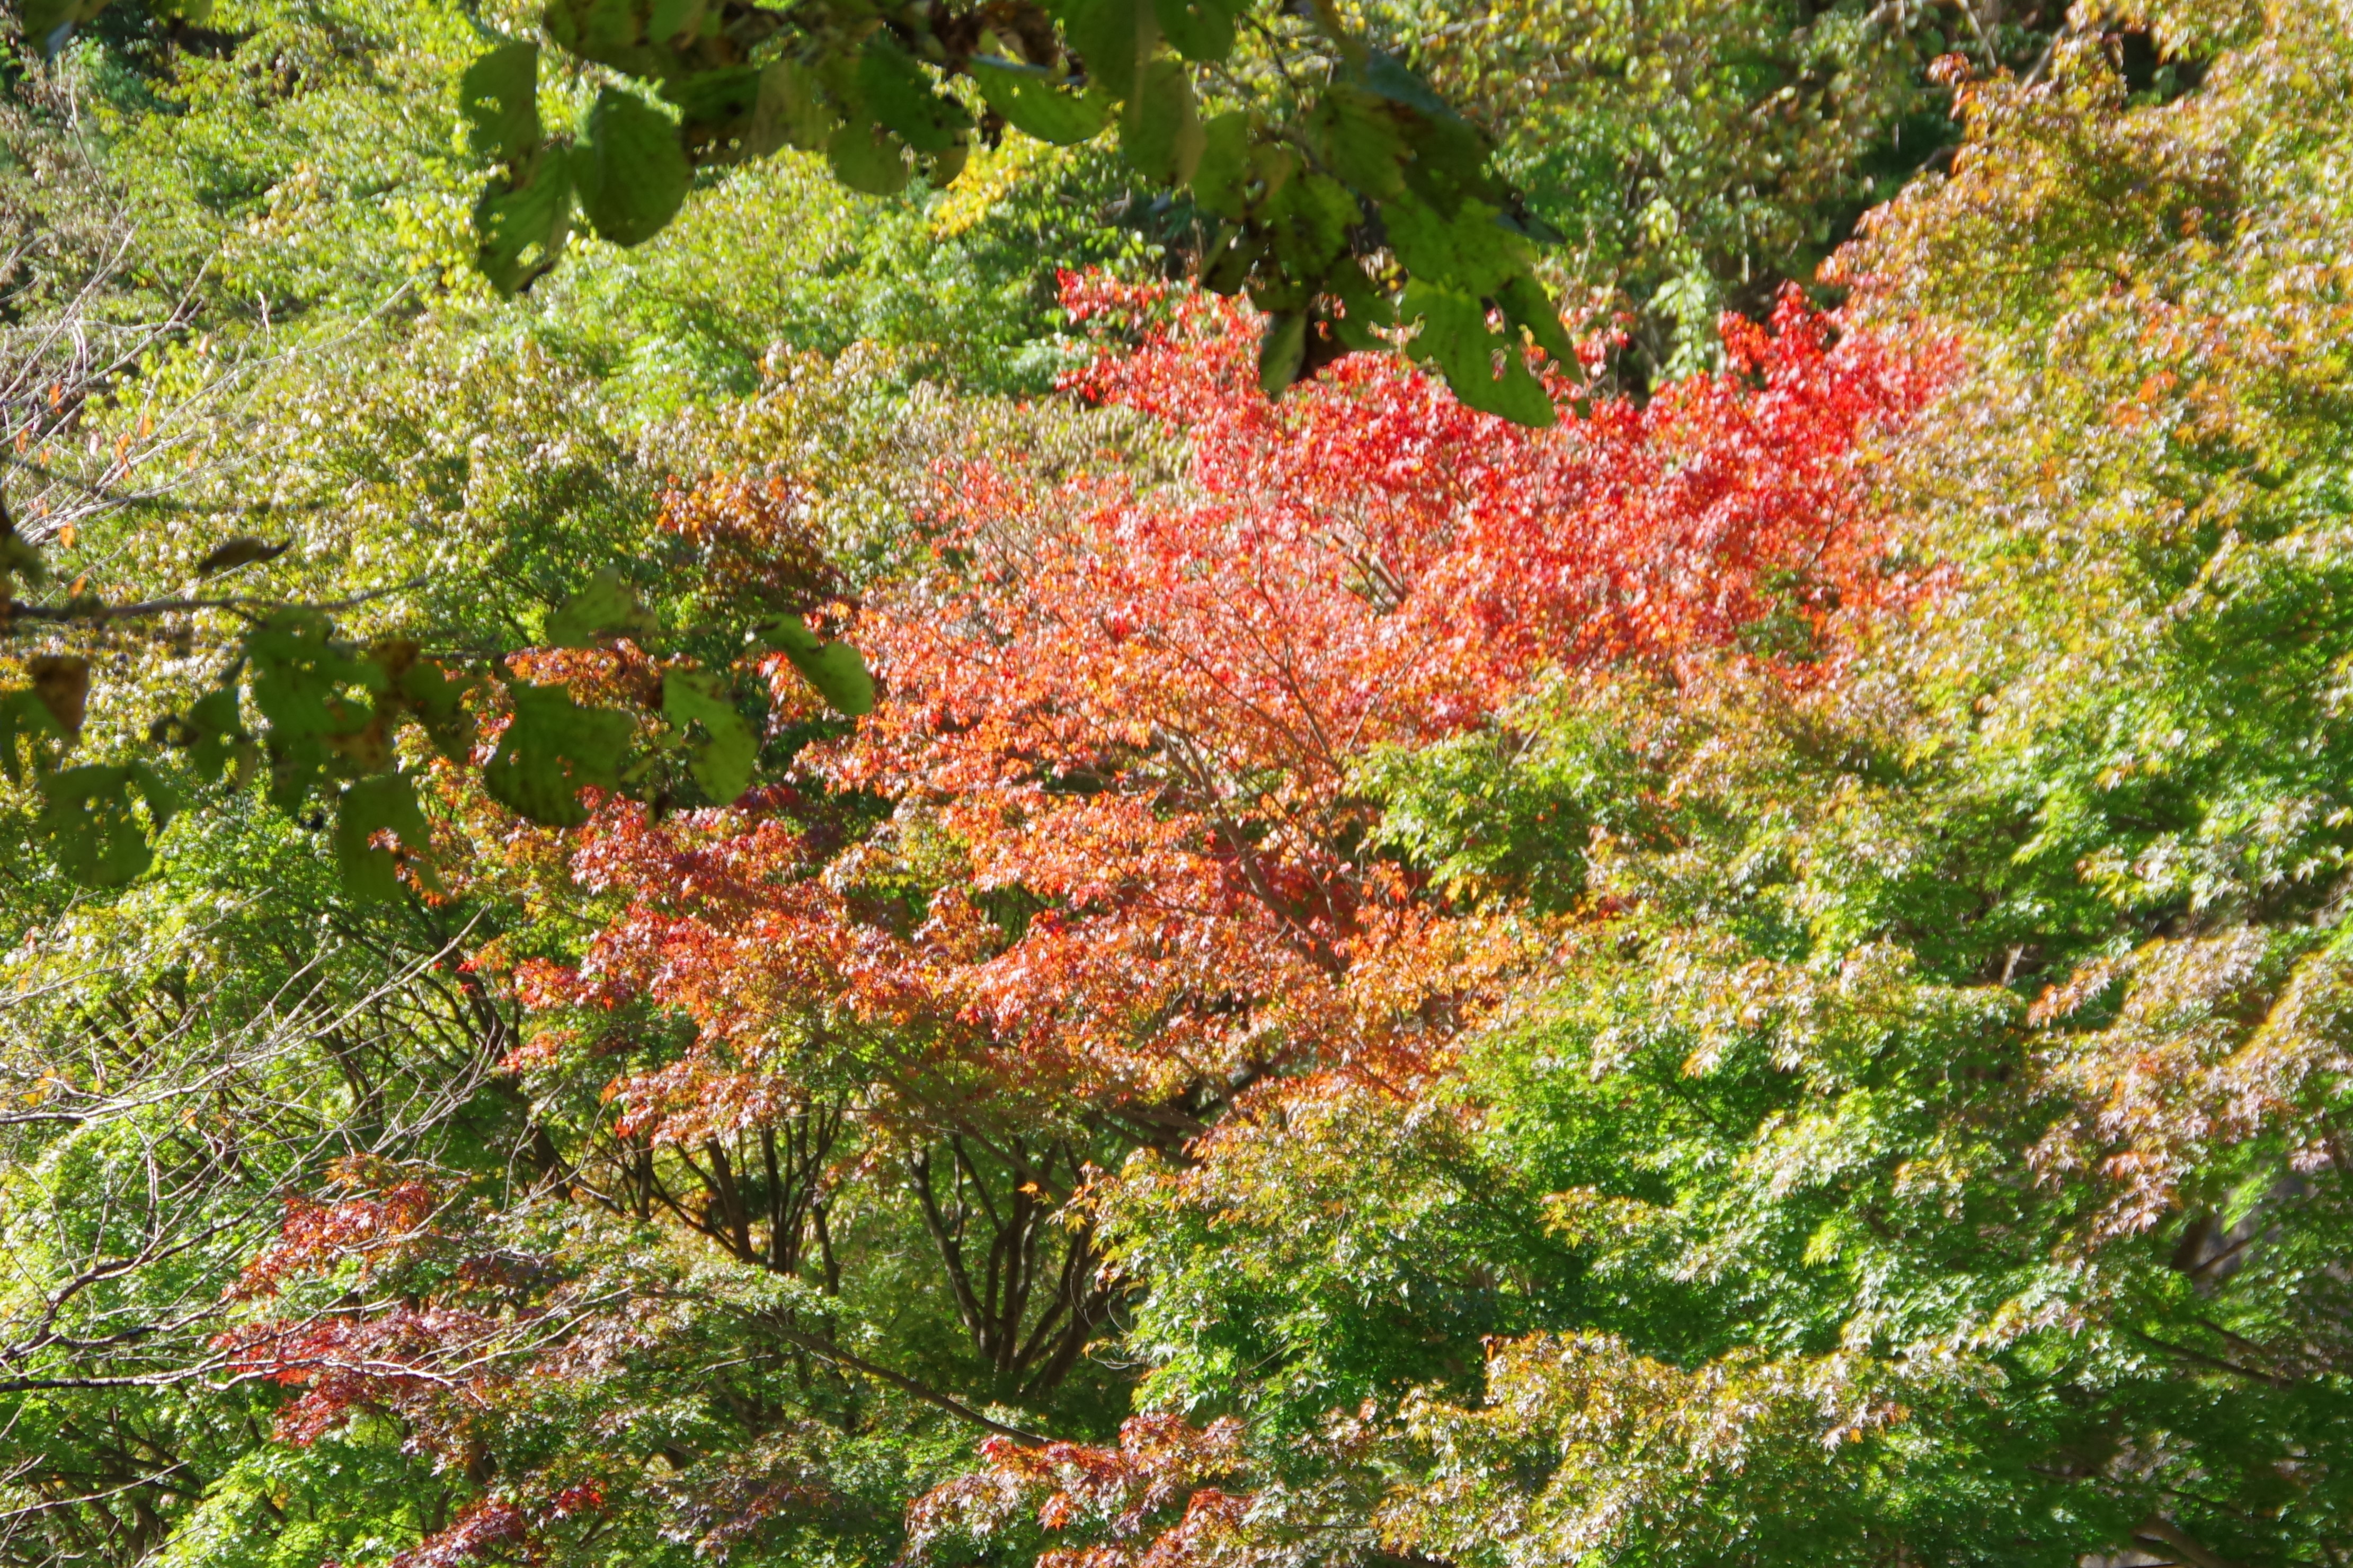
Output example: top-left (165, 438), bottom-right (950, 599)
top-left (910, 7), bottom-right (2353, 1565)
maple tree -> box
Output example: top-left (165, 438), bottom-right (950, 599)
top-left (182, 270), bottom-right (1932, 1563)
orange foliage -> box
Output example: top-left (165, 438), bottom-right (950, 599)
top-left (523, 278), bottom-right (1946, 1134)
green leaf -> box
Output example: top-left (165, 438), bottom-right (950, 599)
top-left (1258, 311), bottom-right (1308, 396)
top-left (662, 669), bottom-right (759, 803)
top-left (460, 41), bottom-right (542, 163)
top-left (483, 683), bottom-right (636, 828)
top-left (0, 690), bottom-right (68, 786)
top-left (748, 58), bottom-right (834, 154)
top-left (1315, 85), bottom-right (1406, 200)
top-left (858, 35), bottom-right (971, 155)
top-left (1384, 192), bottom-right (1518, 299)
top-left (1122, 59), bottom-right (1203, 186)
top-left (182, 687), bottom-right (251, 784)
top-left (1325, 258), bottom-right (1395, 350)
top-left (37, 764), bottom-right (174, 888)
top-left (1499, 273), bottom-right (1576, 367)
top-left (388, 654), bottom-right (480, 763)
top-left (972, 61), bottom-right (1111, 146)
top-left (1265, 171), bottom-right (1356, 277)
top-left (1192, 111), bottom-right (1250, 218)
top-left (334, 773), bottom-right (433, 903)
top-left (474, 148), bottom-right (574, 293)
top-left (246, 611), bottom-right (390, 809)
top-left (1067, 0), bottom-right (1153, 100)
top-left (1403, 283), bottom-right (1555, 427)
top-left (828, 118), bottom-right (911, 196)
top-left (573, 88), bottom-right (691, 247)
top-left (545, 567), bottom-right (659, 648)
top-left (544, 0), bottom-right (659, 76)
top-left (761, 617), bottom-right (875, 716)
top-left (1154, 0), bottom-right (1236, 63)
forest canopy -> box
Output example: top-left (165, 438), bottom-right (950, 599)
top-left (3, 1), bottom-right (2346, 1565)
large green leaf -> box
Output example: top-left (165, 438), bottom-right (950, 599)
top-left (858, 35), bottom-right (971, 155)
top-left (574, 88), bottom-right (691, 247)
top-left (37, 765), bottom-right (175, 888)
top-left (0, 690), bottom-right (68, 786)
top-left (1384, 192), bottom-right (1519, 299)
top-left (21, 0), bottom-right (112, 55)
top-left (1404, 283), bottom-right (1555, 427)
top-left (475, 148), bottom-right (574, 293)
top-left (334, 773), bottom-right (434, 903)
top-left (972, 60), bottom-right (1111, 147)
top-left (1067, 0), bottom-right (1152, 99)
top-left (181, 687), bottom-right (252, 784)
top-left (545, 567), bottom-right (659, 648)
top-left (1121, 59), bottom-right (1202, 186)
top-left (1192, 111), bottom-right (1251, 218)
top-left (762, 617), bottom-right (875, 717)
top-left (662, 669), bottom-right (759, 803)
top-left (1265, 172), bottom-right (1356, 278)
top-left (460, 41), bottom-right (542, 163)
top-left (483, 683), bottom-right (636, 827)
top-left (247, 612), bottom-right (386, 742)
top-left (828, 117), bottom-right (911, 195)
top-left (1314, 84), bottom-right (1407, 200)
top-left (1153, 0), bottom-right (1237, 63)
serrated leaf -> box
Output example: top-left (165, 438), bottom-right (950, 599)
top-left (546, 567), bottom-right (659, 648)
top-left (859, 35), bottom-right (971, 155)
top-left (1404, 282), bottom-right (1556, 427)
top-left (475, 148), bottom-right (574, 293)
top-left (828, 118), bottom-right (911, 195)
top-left (483, 683), bottom-right (635, 827)
top-left (460, 41), bottom-right (541, 163)
top-left (37, 764), bottom-right (174, 888)
top-left (1122, 59), bottom-right (1202, 187)
top-left (1153, 0), bottom-right (1235, 62)
top-left (761, 617), bottom-right (874, 716)
top-left (972, 61), bottom-right (1111, 146)
top-left (662, 669), bottom-right (759, 803)
top-left (0, 690), bottom-right (68, 785)
top-left (1265, 171), bottom-right (1356, 277)
top-left (574, 88), bottom-right (690, 247)
top-left (1384, 192), bottom-right (1518, 298)
top-left (334, 773), bottom-right (434, 903)
top-left (195, 536), bottom-right (291, 577)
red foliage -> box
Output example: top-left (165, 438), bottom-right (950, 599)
top-left (231, 1163), bottom-right (441, 1299)
top-left (519, 278), bottom-right (1945, 1132)
top-left (907, 1415), bottom-right (1251, 1568)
